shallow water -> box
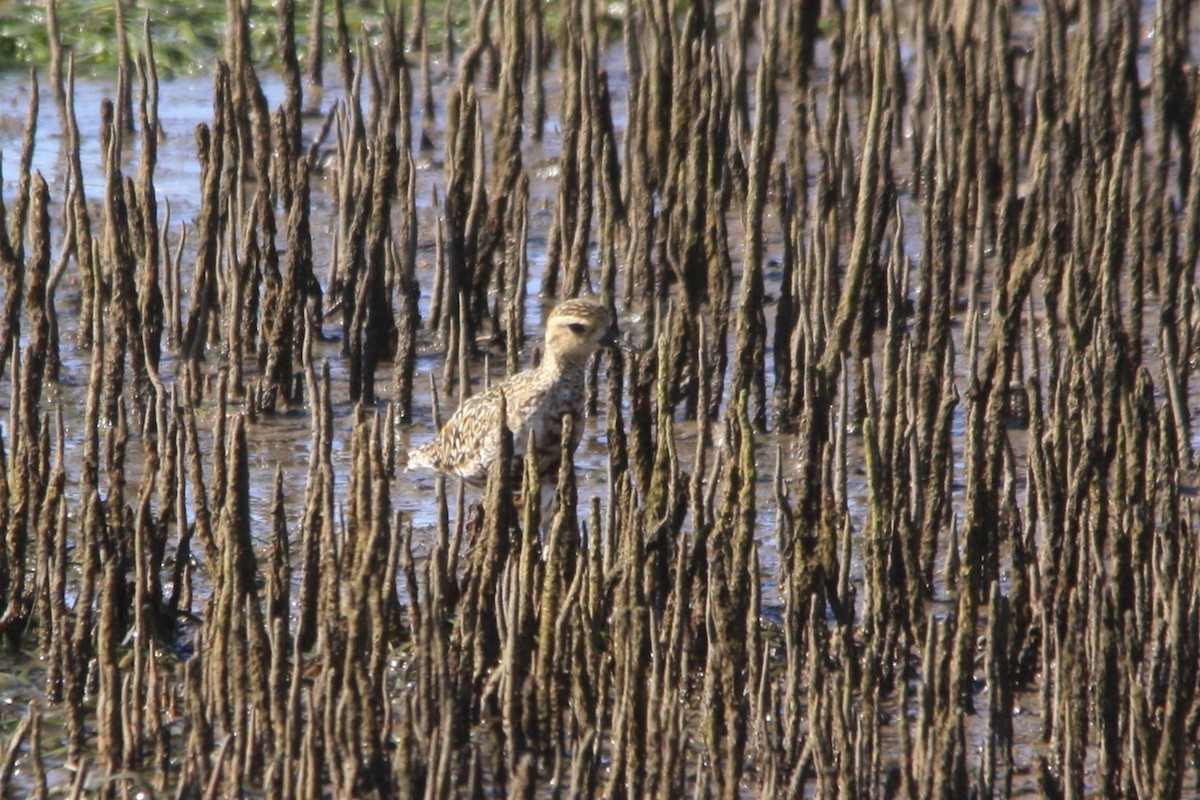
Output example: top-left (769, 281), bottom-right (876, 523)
top-left (1, 5), bottom-right (1198, 795)
top-left (0, 24), bottom-right (1026, 697)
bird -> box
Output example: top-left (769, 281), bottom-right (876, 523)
top-left (407, 297), bottom-right (618, 485)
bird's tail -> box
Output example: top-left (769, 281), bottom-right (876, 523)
top-left (404, 444), bottom-right (436, 472)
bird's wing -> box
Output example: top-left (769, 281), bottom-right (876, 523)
top-left (408, 388), bottom-right (503, 478)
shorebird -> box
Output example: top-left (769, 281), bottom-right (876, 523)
top-left (407, 297), bottom-right (618, 485)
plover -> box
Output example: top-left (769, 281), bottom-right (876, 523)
top-left (407, 298), bottom-right (618, 484)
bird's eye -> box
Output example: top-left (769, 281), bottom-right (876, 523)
top-left (568, 322), bottom-right (587, 334)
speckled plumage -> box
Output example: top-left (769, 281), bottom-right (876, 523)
top-left (408, 298), bottom-right (616, 483)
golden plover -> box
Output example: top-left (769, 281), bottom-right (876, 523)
top-left (407, 298), bottom-right (618, 484)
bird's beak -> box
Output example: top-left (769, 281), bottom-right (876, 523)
top-left (597, 326), bottom-right (643, 352)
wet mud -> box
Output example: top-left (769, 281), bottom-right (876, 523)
top-left (0, 0), bottom-right (1198, 797)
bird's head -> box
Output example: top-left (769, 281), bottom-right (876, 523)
top-left (543, 298), bottom-right (618, 366)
